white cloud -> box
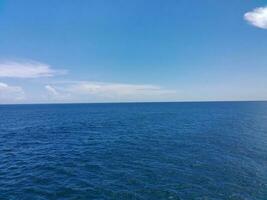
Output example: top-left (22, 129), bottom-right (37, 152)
top-left (44, 84), bottom-right (71, 101)
top-left (69, 82), bottom-right (175, 96)
top-left (0, 60), bottom-right (67, 78)
top-left (244, 6), bottom-right (267, 29)
top-left (45, 85), bottom-right (59, 96)
top-left (45, 81), bottom-right (177, 102)
top-left (0, 82), bottom-right (25, 102)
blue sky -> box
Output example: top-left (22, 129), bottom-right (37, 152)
top-left (0, 0), bottom-right (267, 103)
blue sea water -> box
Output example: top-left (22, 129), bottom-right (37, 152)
top-left (0, 102), bottom-right (267, 200)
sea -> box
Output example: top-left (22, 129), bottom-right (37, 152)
top-left (0, 102), bottom-right (267, 200)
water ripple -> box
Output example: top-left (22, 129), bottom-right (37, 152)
top-left (0, 102), bottom-right (267, 199)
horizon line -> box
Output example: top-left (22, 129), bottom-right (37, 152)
top-left (0, 100), bottom-right (266, 106)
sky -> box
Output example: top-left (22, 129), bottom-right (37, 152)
top-left (0, 0), bottom-right (267, 103)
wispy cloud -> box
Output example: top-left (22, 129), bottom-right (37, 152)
top-left (45, 81), bottom-right (177, 102)
top-left (45, 85), bottom-right (59, 96)
top-left (244, 6), bottom-right (267, 29)
top-left (0, 82), bottom-right (25, 102)
top-left (44, 84), bottom-right (71, 101)
top-left (0, 60), bottom-right (67, 78)
top-left (69, 82), bottom-right (175, 96)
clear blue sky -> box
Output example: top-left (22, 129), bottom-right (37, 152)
top-left (0, 0), bottom-right (266, 103)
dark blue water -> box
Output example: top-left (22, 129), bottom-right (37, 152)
top-left (0, 102), bottom-right (267, 200)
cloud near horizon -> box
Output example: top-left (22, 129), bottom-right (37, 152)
top-left (0, 82), bottom-right (25, 102)
top-left (244, 6), bottom-right (267, 29)
top-left (44, 82), bottom-right (177, 102)
top-left (0, 59), bottom-right (177, 103)
top-left (0, 60), bottom-right (67, 78)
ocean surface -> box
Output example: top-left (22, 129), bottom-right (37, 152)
top-left (0, 102), bottom-right (267, 200)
